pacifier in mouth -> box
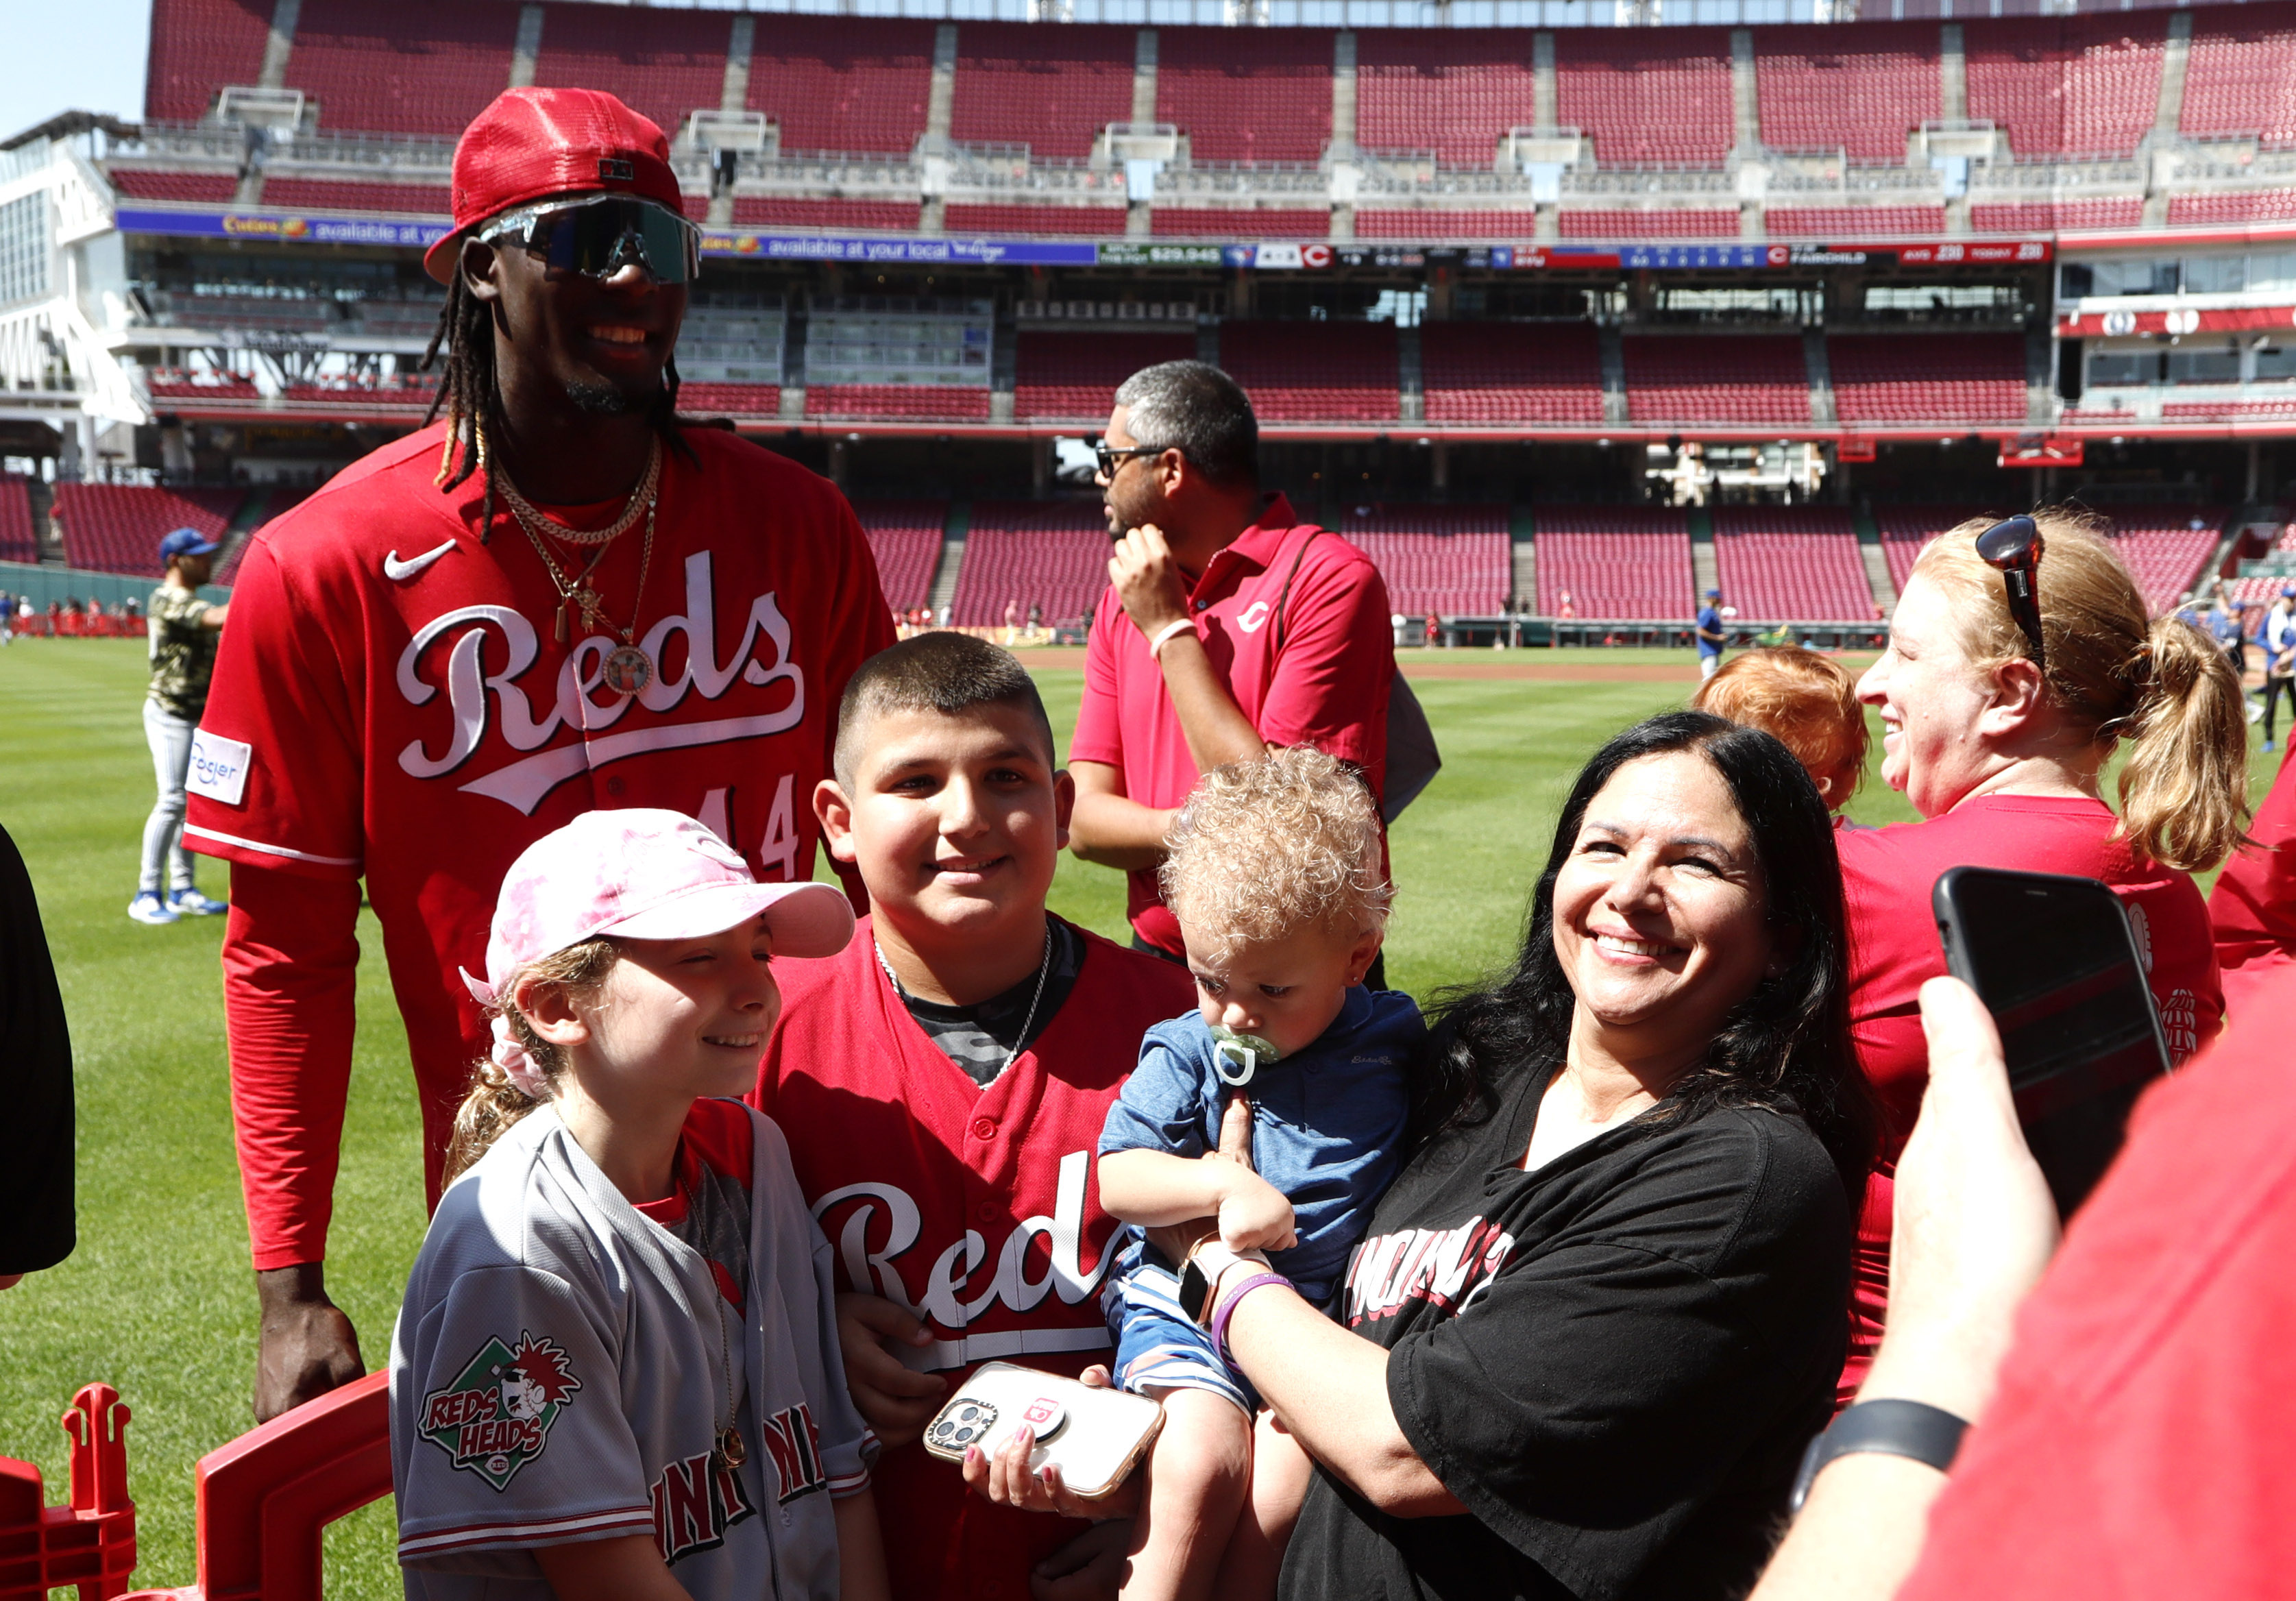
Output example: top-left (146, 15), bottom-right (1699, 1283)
top-left (1209, 1026), bottom-right (1280, 1086)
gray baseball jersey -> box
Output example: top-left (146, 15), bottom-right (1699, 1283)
top-left (389, 1097), bottom-right (875, 1601)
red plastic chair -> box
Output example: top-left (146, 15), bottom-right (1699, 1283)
top-left (0, 1384), bottom-right (138, 1600)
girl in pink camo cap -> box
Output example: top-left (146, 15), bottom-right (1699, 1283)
top-left (390, 808), bottom-right (892, 1601)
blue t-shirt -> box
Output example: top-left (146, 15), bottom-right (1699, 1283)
top-left (1098, 988), bottom-right (1422, 1304)
top-left (1697, 604), bottom-right (1724, 659)
top-left (2210, 609), bottom-right (2243, 647)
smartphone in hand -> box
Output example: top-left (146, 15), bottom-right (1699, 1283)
top-left (1932, 866), bottom-right (2173, 1217)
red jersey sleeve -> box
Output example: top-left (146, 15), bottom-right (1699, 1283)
top-left (184, 534), bottom-right (364, 881)
top-left (1068, 589), bottom-right (1127, 771)
top-left (2208, 748), bottom-right (2296, 1014)
top-left (1258, 546), bottom-right (1394, 781)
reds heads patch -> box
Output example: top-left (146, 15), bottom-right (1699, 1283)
top-left (417, 1332), bottom-right (582, 1491)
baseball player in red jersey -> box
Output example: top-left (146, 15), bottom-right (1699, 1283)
top-left (185, 86), bottom-right (895, 1421)
top-left (753, 635), bottom-right (1191, 1599)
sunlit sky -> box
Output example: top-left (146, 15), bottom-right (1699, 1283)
top-left (4, 0), bottom-right (152, 141)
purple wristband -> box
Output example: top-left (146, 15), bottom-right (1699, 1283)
top-left (1210, 1272), bottom-right (1291, 1362)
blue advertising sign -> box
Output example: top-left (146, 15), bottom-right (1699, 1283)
top-left (1618, 244), bottom-right (1778, 269)
top-left (115, 207), bottom-right (452, 247)
top-left (700, 231), bottom-right (1101, 265)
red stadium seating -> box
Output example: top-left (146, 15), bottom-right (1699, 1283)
top-left (1534, 506), bottom-right (1694, 620)
top-left (852, 498), bottom-right (947, 613)
top-left (1755, 23), bottom-right (1939, 163)
top-left (530, 6), bottom-right (731, 142)
top-left (731, 197), bottom-right (921, 232)
top-left (1156, 27), bottom-right (1332, 165)
top-left (2164, 398), bottom-right (2296, 421)
top-left (950, 500), bottom-right (1110, 627)
top-left (2109, 510), bottom-right (2223, 614)
top-left (1333, 503), bottom-right (1511, 615)
top-left (1964, 16), bottom-right (2165, 160)
top-left (258, 178), bottom-right (450, 214)
top-left (1874, 504), bottom-right (1981, 594)
top-left (1622, 334), bottom-right (1811, 426)
top-left (1354, 29), bottom-right (1537, 169)
top-left (1557, 210), bottom-right (1739, 240)
top-left (0, 474), bottom-right (36, 565)
top-left (148, 371), bottom-right (261, 402)
top-left (284, 0), bottom-right (520, 138)
top-left (1356, 210), bottom-right (1538, 239)
top-left (676, 382), bottom-right (783, 417)
top-left (1828, 334), bottom-right (2026, 425)
top-left (1014, 330), bottom-right (1196, 421)
top-left (804, 385), bottom-right (991, 422)
top-left (1968, 197), bottom-right (2144, 232)
top-left (1217, 322), bottom-right (1397, 421)
top-left (1421, 321), bottom-right (1603, 425)
top-left (951, 23), bottom-right (1135, 160)
top-left (215, 485), bottom-right (317, 583)
top-left (1152, 208), bottom-right (1328, 238)
top-left (110, 169), bottom-right (239, 203)
top-left (54, 484), bottom-right (245, 577)
top-left (1766, 206), bottom-right (1946, 238)
top-left (1554, 29), bottom-right (1734, 168)
top-left (746, 16), bottom-right (936, 156)
top-left (944, 204), bottom-right (1129, 237)
top-left (282, 376), bottom-right (437, 407)
top-left (2166, 190), bottom-right (2296, 225)
top-left (145, 0), bottom-right (273, 123)
top-left (1710, 505), bottom-right (1875, 621)
top-left (2179, 3), bottom-right (2296, 146)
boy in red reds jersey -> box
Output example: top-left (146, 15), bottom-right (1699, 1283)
top-left (752, 634), bottom-right (1191, 1601)
top-left (184, 86), bottom-right (895, 1423)
top-left (1067, 362), bottom-right (1395, 968)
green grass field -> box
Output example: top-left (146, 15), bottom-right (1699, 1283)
top-left (0, 637), bottom-right (2270, 1597)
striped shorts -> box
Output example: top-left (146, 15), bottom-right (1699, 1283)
top-left (1099, 1233), bottom-right (1258, 1418)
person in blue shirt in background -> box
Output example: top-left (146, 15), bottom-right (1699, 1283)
top-left (1697, 586), bottom-right (1729, 681)
top-left (2262, 587), bottom-right (2296, 752)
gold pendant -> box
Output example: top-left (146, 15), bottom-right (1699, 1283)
top-left (713, 1427), bottom-right (748, 1473)
top-left (601, 643), bottom-right (655, 698)
top-left (573, 585), bottom-right (607, 633)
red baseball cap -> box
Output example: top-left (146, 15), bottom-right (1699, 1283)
top-left (423, 86), bottom-right (685, 284)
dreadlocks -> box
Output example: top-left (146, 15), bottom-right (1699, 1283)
top-left (420, 266), bottom-right (695, 541)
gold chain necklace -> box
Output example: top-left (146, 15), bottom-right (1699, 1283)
top-left (498, 437), bottom-right (661, 546)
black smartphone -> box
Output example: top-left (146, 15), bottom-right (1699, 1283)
top-left (1931, 866), bottom-right (2173, 1217)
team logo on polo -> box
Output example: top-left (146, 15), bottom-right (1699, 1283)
top-left (417, 1332), bottom-right (582, 1490)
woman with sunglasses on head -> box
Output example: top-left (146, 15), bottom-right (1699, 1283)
top-left (1837, 508), bottom-right (2249, 1402)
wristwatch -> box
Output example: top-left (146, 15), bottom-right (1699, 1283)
top-left (1177, 1238), bottom-right (1269, 1326)
top-left (1789, 1398), bottom-right (1970, 1513)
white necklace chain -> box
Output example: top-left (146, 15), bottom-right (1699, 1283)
top-left (877, 925), bottom-right (1054, 1081)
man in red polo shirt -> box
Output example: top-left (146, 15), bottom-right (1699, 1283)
top-left (186, 87), bottom-right (893, 1420)
top-left (1068, 361), bottom-right (1395, 962)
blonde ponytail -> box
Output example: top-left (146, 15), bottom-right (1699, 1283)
top-left (2117, 612), bottom-right (2252, 873)
top-left (1912, 508), bottom-right (2251, 873)
top-left (441, 937), bottom-right (620, 1184)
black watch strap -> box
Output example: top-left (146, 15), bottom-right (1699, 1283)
top-left (1790, 1399), bottom-right (1969, 1513)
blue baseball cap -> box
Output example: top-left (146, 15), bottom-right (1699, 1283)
top-left (1705, 587), bottom-right (1722, 598)
top-left (159, 526), bottom-right (221, 564)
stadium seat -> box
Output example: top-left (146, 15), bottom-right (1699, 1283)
top-left (1622, 334), bottom-right (1811, 426)
top-left (2108, 510), bottom-right (2225, 614)
top-left (147, 371), bottom-right (262, 402)
top-left (1156, 27), bottom-right (1333, 165)
top-left (674, 382), bottom-right (783, 419)
top-left (1963, 16), bottom-right (2166, 161)
top-left (53, 484), bottom-right (245, 577)
top-left (950, 500), bottom-right (1110, 627)
top-left (944, 204), bottom-right (1129, 238)
top-left (2164, 398), bottom-right (2296, 422)
top-left (1874, 505), bottom-right (1981, 596)
top-left (731, 197), bottom-right (921, 232)
top-left (1533, 506), bottom-right (1695, 620)
top-left (1332, 503), bottom-right (1511, 616)
top-left (1553, 29), bottom-right (1734, 168)
top-left (1827, 334), bottom-right (2026, 426)
top-left (528, 5), bottom-right (731, 143)
top-left (1421, 322), bottom-right (1603, 426)
top-left (2166, 190), bottom-right (2296, 226)
top-left (1556, 210), bottom-right (1739, 240)
top-left (0, 474), bottom-right (36, 565)
top-left (951, 23), bottom-right (1136, 160)
top-left (1217, 322), bottom-right (1398, 422)
top-left (853, 498), bottom-right (947, 613)
top-left (110, 169), bottom-right (239, 203)
top-left (2179, 3), bottom-right (2296, 146)
top-left (1766, 206), bottom-right (1946, 238)
top-left (803, 385), bottom-right (992, 423)
top-left (281, 376), bottom-right (438, 410)
top-left (1710, 506), bottom-right (1874, 621)
top-left (257, 179), bottom-right (450, 215)
top-left (1014, 329), bottom-right (1195, 421)
top-left (1969, 197), bottom-right (2144, 232)
top-left (746, 16), bottom-right (936, 156)
top-left (1355, 210), bottom-right (1538, 240)
top-left (144, 0), bottom-right (273, 123)
top-left (1151, 208), bottom-right (1330, 238)
top-left (284, 0), bottom-right (522, 138)
top-left (1354, 29), bottom-right (1538, 169)
top-left (1754, 23), bottom-right (1940, 164)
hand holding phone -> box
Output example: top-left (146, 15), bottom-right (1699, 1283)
top-left (923, 1361), bottom-right (1164, 1502)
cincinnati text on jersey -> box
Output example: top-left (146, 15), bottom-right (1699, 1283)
top-left (1341, 1216), bottom-right (1517, 1325)
top-left (417, 1331), bottom-right (583, 1491)
top-left (650, 1449), bottom-right (757, 1565)
top-left (393, 551), bottom-right (807, 816)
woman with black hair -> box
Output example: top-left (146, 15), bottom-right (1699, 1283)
top-left (1151, 711), bottom-right (1875, 1600)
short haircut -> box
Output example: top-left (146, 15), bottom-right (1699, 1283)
top-left (1159, 746), bottom-right (1390, 960)
top-left (833, 633), bottom-right (1056, 788)
top-left (1690, 647), bottom-right (1868, 808)
top-left (1112, 360), bottom-right (1259, 491)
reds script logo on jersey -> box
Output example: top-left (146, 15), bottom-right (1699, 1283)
top-left (650, 1450), bottom-right (758, 1565)
top-left (393, 550), bottom-right (805, 817)
top-left (417, 1332), bottom-right (582, 1491)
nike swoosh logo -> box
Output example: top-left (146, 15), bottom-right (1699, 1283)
top-left (384, 539), bottom-right (459, 583)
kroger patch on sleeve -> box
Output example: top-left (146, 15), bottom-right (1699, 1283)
top-left (186, 728), bottom-right (253, 807)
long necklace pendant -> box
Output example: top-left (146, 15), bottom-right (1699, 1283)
top-left (602, 642), bottom-right (655, 698)
top-left (554, 602), bottom-right (569, 644)
top-left (713, 1426), bottom-right (748, 1473)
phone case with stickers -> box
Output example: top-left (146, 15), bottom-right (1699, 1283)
top-left (920, 1361), bottom-right (1164, 1501)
